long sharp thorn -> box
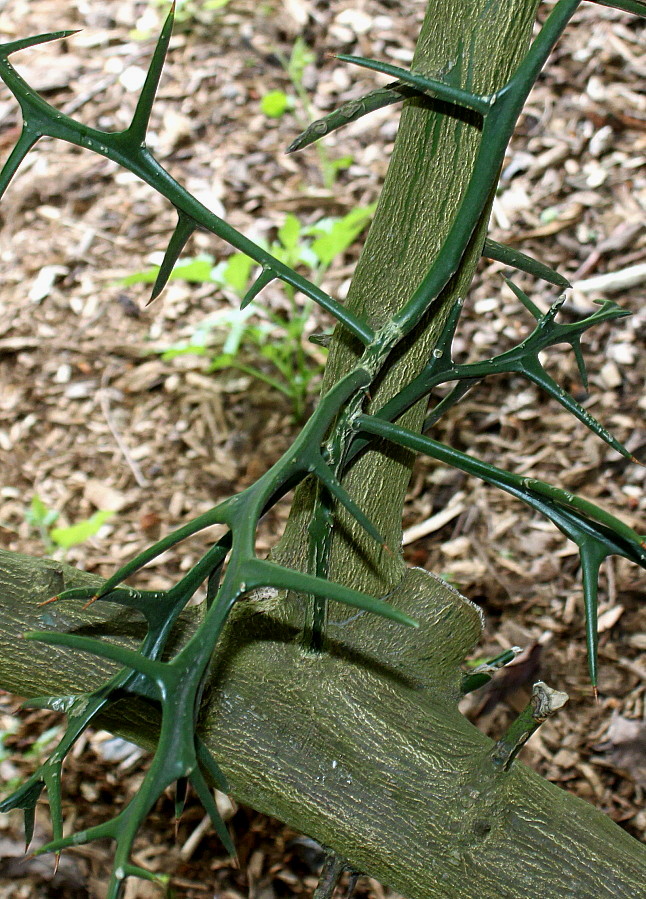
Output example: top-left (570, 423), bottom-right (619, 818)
top-left (335, 54), bottom-right (491, 116)
top-left (0, 30), bottom-right (80, 58)
top-left (313, 459), bottom-right (387, 548)
top-left (25, 631), bottom-right (165, 682)
top-left (591, 0), bottom-right (646, 15)
top-left (286, 81), bottom-right (412, 153)
top-left (245, 559), bottom-right (418, 628)
top-left (240, 267), bottom-right (274, 309)
top-left (523, 357), bottom-right (634, 461)
top-left (148, 210), bottom-right (198, 303)
top-left (484, 238), bottom-right (571, 288)
top-left (571, 337), bottom-right (589, 391)
top-left (504, 278), bottom-right (542, 321)
top-left (128, 2), bottom-right (176, 143)
top-left (580, 545), bottom-right (605, 692)
top-left (0, 128), bottom-right (40, 200)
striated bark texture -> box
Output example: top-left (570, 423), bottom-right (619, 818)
top-left (1, 549), bottom-right (645, 899)
top-left (275, 0), bottom-right (545, 596)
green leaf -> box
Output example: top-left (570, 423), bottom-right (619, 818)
top-left (49, 510), bottom-right (113, 549)
top-left (221, 252), bottom-right (254, 295)
top-left (310, 205), bottom-right (375, 268)
top-left (278, 214), bottom-right (301, 252)
top-left (26, 494), bottom-right (58, 530)
top-left (122, 254), bottom-right (215, 287)
top-left (261, 90), bottom-right (291, 118)
top-left (287, 38), bottom-right (315, 87)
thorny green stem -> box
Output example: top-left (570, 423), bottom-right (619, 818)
top-left (1, 1), bottom-right (645, 893)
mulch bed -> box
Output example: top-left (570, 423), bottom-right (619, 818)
top-left (0, 1), bottom-right (644, 896)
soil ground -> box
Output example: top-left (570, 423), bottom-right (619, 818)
top-left (0, 1), bottom-right (644, 897)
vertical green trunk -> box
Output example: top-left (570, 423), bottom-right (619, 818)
top-left (276, 0), bottom-right (541, 596)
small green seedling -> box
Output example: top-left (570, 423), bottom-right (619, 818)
top-left (261, 89), bottom-right (293, 118)
top-left (26, 494), bottom-right (113, 555)
top-left (124, 207), bottom-right (374, 418)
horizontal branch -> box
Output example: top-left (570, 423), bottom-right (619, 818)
top-left (0, 549), bottom-right (644, 897)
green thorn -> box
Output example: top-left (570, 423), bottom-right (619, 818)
top-left (0, 127), bottom-right (41, 200)
top-left (128, 3), bottom-right (176, 143)
top-left (189, 767), bottom-right (236, 857)
top-left (286, 80), bottom-right (412, 154)
top-left (240, 267), bottom-right (274, 309)
top-left (571, 336), bottom-right (589, 391)
top-left (245, 559), bottom-right (419, 628)
top-left (504, 277), bottom-right (542, 321)
top-left (149, 210), bottom-right (197, 303)
top-left (484, 238), bottom-right (571, 288)
top-left (591, 0), bottom-right (646, 16)
top-left (25, 631), bottom-right (167, 685)
top-left (0, 30), bottom-right (80, 58)
top-left (312, 459), bottom-right (388, 549)
top-left (335, 54), bottom-right (492, 116)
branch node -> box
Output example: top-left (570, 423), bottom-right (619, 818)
top-left (490, 681), bottom-right (568, 772)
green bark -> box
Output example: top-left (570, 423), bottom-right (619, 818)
top-left (276, 0), bottom-right (543, 596)
top-left (1, 550), bottom-right (644, 899)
